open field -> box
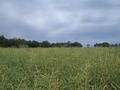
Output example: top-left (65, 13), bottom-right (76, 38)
top-left (0, 48), bottom-right (120, 90)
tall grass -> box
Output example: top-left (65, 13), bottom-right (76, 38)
top-left (0, 48), bottom-right (120, 90)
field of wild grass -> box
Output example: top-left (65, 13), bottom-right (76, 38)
top-left (0, 48), bottom-right (120, 90)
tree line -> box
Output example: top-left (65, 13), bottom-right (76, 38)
top-left (0, 35), bottom-right (82, 48)
top-left (94, 42), bottom-right (120, 47)
top-left (0, 35), bottom-right (120, 48)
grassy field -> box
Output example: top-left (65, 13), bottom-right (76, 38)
top-left (0, 48), bottom-right (120, 90)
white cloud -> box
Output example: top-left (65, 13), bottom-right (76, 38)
top-left (23, 13), bottom-right (47, 30)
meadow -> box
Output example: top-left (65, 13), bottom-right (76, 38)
top-left (0, 48), bottom-right (120, 90)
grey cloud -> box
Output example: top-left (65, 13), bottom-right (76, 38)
top-left (0, 0), bottom-right (120, 44)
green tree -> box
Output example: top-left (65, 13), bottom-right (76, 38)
top-left (70, 42), bottom-right (83, 47)
top-left (41, 41), bottom-right (50, 47)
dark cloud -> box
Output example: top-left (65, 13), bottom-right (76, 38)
top-left (85, 0), bottom-right (120, 9)
top-left (0, 0), bottom-right (120, 44)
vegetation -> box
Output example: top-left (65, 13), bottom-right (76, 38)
top-left (0, 35), bottom-right (120, 48)
top-left (94, 42), bottom-right (120, 47)
top-left (0, 35), bottom-right (83, 48)
top-left (0, 48), bottom-right (120, 90)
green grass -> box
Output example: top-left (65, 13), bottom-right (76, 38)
top-left (0, 48), bottom-right (120, 90)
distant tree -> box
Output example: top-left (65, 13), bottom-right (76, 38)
top-left (41, 41), bottom-right (50, 47)
top-left (94, 42), bottom-right (110, 47)
top-left (114, 43), bottom-right (118, 47)
top-left (70, 42), bottom-right (83, 47)
top-left (66, 41), bottom-right (71, 47)
top-left (119, 43), bottom-right (120, 47)
top-left (86, 44), bottom-right (90, 48)
top-left (0, 35), bottom-right (7, 47)
top-left (0, 35), bottom-right (5, 40)
top-left (53, 43), bottom-right (62, 47)
top-left (102, 42), bottom-right (110, 47)
top-left (27, 40), bottom-right (40, 48)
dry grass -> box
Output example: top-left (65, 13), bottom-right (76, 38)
top-left (0, 48), bottom-right (120, 90)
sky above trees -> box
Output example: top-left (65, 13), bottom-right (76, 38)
top-left (0, 0), bottom-right (120, 44)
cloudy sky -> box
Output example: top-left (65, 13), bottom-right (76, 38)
top-left (0, 0), bottom-right (120, 44)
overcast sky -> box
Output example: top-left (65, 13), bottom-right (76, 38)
top-left (0, 0), bottom-right (120, 44)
